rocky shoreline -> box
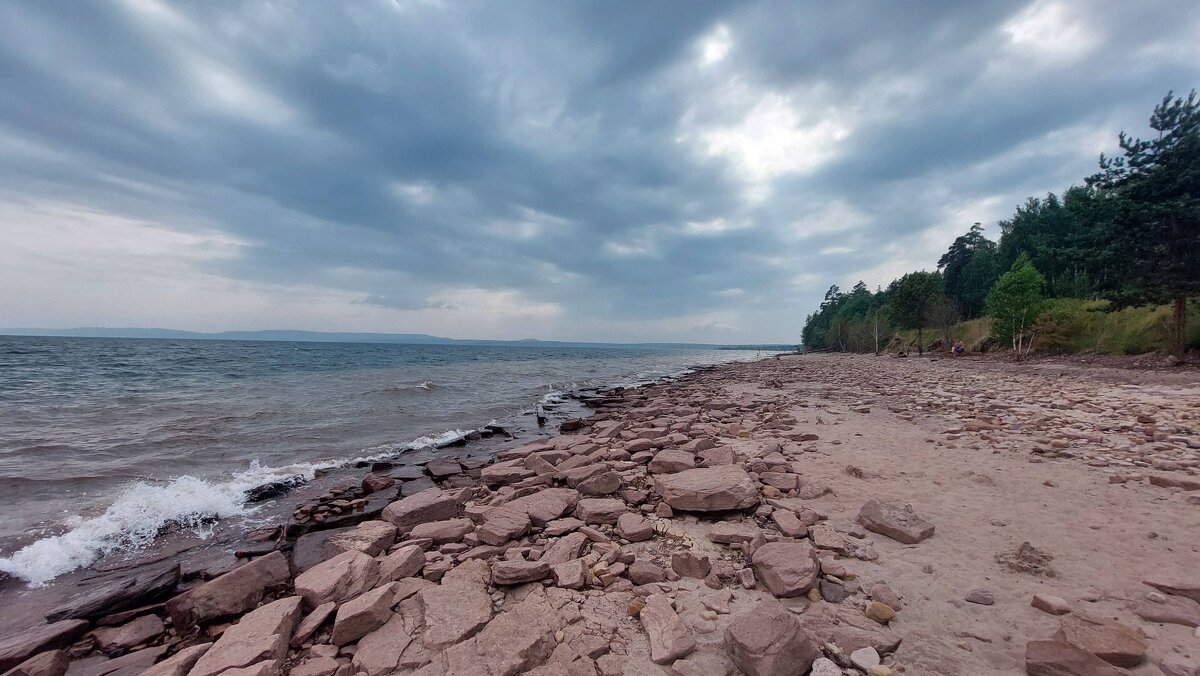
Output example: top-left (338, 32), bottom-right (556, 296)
top-left (2, 353), bottom-right (1198, 676)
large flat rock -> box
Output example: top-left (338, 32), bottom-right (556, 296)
top-left (653, 465), bottom-right (759, 512)
top-left (166, 551), bottom-right (289, 629)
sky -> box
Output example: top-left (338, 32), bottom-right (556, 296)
top-left (1, 1), bottom-right (1198, 343)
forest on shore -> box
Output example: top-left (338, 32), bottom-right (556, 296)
top-left (802, 91), bottom-right (1200, 360)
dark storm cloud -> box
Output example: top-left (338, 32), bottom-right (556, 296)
top-left (1, 0), bottom-right (1197, 341)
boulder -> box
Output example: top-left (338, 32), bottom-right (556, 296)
top-left (510, 488), bottom-right (581, 526)
top-left (382, 488), bottom-right (459, 530)
top-left (639, 594), bottom-right (695, 664)
top-left (648, 450), bottom-right (695, 474)
top-left (576, 498), bottom-right (626, 525)
top-left (481, 461), bottom-right (535, 487)
top-left (362, 473), bottom-right (396, 494)
top-left (379, 544), bottom-right (426, 581)
top-left (1054, 614), bottom-right (1147, 667)
top-left (616, 513), bottom-right (653, 542)
top-left (166, 551), bottom-right (290, 629)
top-left (328, 520), bottom-right (397, 556)
top-left (1132, 595), bottom-right (1200, 627)
top-left (476, 505), bottom-right (531, 546)
top-left (857, 500), bottom-right (934, 544)
top-left (290, 602), bottom-right (336, 647)
top-left (46, 563), bottom-right (180, 622)
top-left (409, 518), bottom-right (474, 544)
top-left (2, 649), bottom-right (68, 676)
top-left (542, 532), bottom-right (589, 564)
top-left (189, 596), bottom-right (303, 676)
top-left (577, 472), bottom-right (621, 496)
top-left (417, 560), bottom-right (494, 651)
top-left (708, 521), bottom-right (761, 545)
top-left (801, 603), bottom-right (901, 655)
top-left (492, 560), bottom-right (551, 585)
top-left (671, 551), bottom-right (711, 579)
top-left (91, 614), bottom-right (164, 652)
top-left (332, 583), bottom-right (399, 645)
top-left (724, 603), bottom-right (820, 676)
top-left (752, 542), bottom-right (819, 597)
top-left (550, 559), bottom-right (587, 589)
top-left (440, 590), bottom-right (563, 676)
top-left (140, 643), bottom-right (212, 676)
top-left (628, 560), bottom-right (666, 585)
top-left (352, 614), bottom-right (415, 676)
top-left (294, 550), bottom-right (379, 609)
top-left (426, 457), bottom-right (463, 478)
top-left (1025, 640), bottom-right (1132, 676)
top-left (654, 466), bottom-right (759, 512)
top-left (0, 621), bottom-right (89, 672)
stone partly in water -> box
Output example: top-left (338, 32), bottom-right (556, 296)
top-left (0, 621), bottom-right (90, 672)
top-left (45, 563), bottom-right (180, 623)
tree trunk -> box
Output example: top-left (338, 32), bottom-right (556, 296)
top-left (917, 327), bottom-right (923, 356)
top-left (873, 313), bottom-right (879, 355)
top-left (1174, 296), bottom-right (1186, 360)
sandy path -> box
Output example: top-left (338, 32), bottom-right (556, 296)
top-left (720, 353), bottom-right (1199, 674)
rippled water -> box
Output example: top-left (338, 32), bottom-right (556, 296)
top-left (0, 335), bottom-right (768, 583)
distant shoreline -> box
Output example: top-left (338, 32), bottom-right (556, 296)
top-left (0, 328), bottom-right (796, 352)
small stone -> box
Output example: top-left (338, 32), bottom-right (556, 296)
top-left (1031, 593), bottom-right (1071, 615)
top-left (850, 646), bottom-right (881, 670)
top-left (865, 601), bottom-right (896, 624)
top-left (965, 589), bottom-right (995, 605)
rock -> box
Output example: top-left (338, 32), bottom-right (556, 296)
top-left (332, 582), bottom-right (398, 645)
top-left (140, 643), bottom-right (212, 676)
top-left (851, 646), bottom-right (881, 671)
top-left (68, 645), bottom-right (168, 676)
top-left (865, 601), bottom-right (896, 624)
top-left (809, 657), bottom-right (841, 676)
top-left (965, 589), bottom-right (995, 605)
top-left (575, 498), bottom-right (626, 525)
top-left (46, 563), bottom-right (180, 622)
top-left (352, 613), bottom-right (415, 676)
top-left (291, 602), bottom-right (336, 647)
top-left (577, 472), bottom-right (621, 496)
top-left (294, 550), bottom-right (380, 609)
top-left (857, 500), bottom-right (935, 544)
top-left (166, 551), bottom-right (290, 629)
top-left (426, 457), bottom-right (463, 478)
top-left (328, 520), bottom-right (398, 556)
top-left (648, 450), bottom-right (696, 474)
top-left (671, 551), bottom-right (711, 579)
top-left (770, 510), bottom-right (807, 537)
top-left (362, 473), bottom-right (396, 494)
top-left (91, 614), bottom-right (164, 651)
top-left (1144, 578), bottom-right (1200, 604)
top-left (1053, 613), bottom-right (1147, 667)
top-left (707, 521), bottom-right (761, 545)
top-left (1133, 594), bottom-right (1200, 627)
top-left (189, 596), bottom-right (303, 676)
top-left (289, 657), bottom-right (340, 676)
top-left (542, 531), bottom-right (589, 564)
top-left (724, 603), bottom-right (819, 676)
top-left (2, 649), bottom-right (68, 676)
top-left (379, 544), bottom-right (426, 581)
top-left (809, 524), bottom-right (850, 554)
top-left (476, 505), bottom-right (532, 546)
top-left (1032, 593), bottom-right (1072, 615)
top-left (492, 560), bottom-right (552, 585)
top-left (1025, 640), bottom-right (1132, 676)
top-left (616, 513), bottom-right (653, 542)
top-left (550, 559), bottom-right (587, 589)
top-left (0, 621), bottom-right (89, 672)
top-left (751, 542), bottom-right (818, 597)
top-left (481, 462), bottom-right (535, 487)
top-left (654, 465), bottom-right (759, 512)
top-left (628, 560), bottom-right (666, 585)
top-left (441, 589), bottom-right (564, 676)
top-left (818, 580), bottom-right (850, 603)
top-left (409, 518), bottom-right (473, 544)
top-left (417, 560), bottom-right (494, 651)
top-left (640, 594), bottom-right (695, 664)
top-left (381, 488), bottom-right (460, 530)
top-left (870, 584), bottom-right (903, 611)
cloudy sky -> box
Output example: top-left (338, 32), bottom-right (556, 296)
top-left (1, 1), bottom-right (1197, 343)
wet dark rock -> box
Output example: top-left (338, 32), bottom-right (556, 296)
top-left (244, 476), bottom-right (306, 503)
top-left (0, 621), bottom-right (89, 672)
top-left (46, 563), bottom-right (180, 623)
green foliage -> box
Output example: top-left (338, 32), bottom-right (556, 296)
top-left (986, 254), bottom-right (1045, 355)
top-left (886, 271), bottom-right (942, 354)
top-left (938, 223), bottom-right (998, 317)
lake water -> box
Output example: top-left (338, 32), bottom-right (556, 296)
top-left (0, 336), bottom-right (770, 584)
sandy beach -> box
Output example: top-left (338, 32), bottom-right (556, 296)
top-left (2, 352), bottom-right (1198, 676)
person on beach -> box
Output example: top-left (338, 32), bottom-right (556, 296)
top-left (951, 339), bottom-right (965, 357)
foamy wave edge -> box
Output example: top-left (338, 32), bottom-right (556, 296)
top-left (0, 428), bottom-right (469, 586)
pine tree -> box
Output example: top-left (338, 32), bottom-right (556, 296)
top-left (887, 271), bottom-right (942, 355)
top-left (1089, 90), bottom-right (1200, 359)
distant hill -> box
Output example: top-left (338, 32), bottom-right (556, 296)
top-left (0, 327), bottom-right (789, 351)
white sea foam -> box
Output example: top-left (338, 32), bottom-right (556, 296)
top-left (0, 427), bottom-right (470, 586)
